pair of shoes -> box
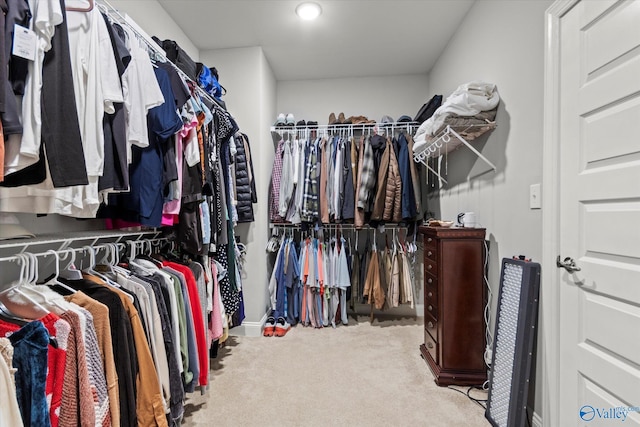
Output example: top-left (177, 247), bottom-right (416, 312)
top-left (328, 112), bottom-right (347, 125)
top-left (263, 316), bottom-right (276, 337)
top-left (348, 115), bottom-right (376, 125)
top-left (274, 113), bottom-right (296, 126)
top-left (274, 317), bottom-right (291, 337)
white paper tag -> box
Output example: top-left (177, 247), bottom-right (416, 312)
top-left (12, 24), bottom-right (36, 61)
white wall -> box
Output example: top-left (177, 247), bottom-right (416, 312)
top-left (277, 75), bottom-right (429, 125)
top-left (426, 0), bottom-right (552, 420)
top-left (108, 0), bottom-right (199, 60)
top-left (199, 47), bottom-right (277, 336)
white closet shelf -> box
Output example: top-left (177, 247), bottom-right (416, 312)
top-left (413, 123), bottom-right (497, 184)
top-left (271, 122), bottom-right (421, 133)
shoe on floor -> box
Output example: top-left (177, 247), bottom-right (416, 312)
top-left (263, 316), bottom-right (276, 337)
top-left (274, 317), bottom-right (291, 337)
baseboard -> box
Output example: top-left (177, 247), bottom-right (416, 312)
top-left (229, 312), bottom-right (268, 337)
top-left (532, 411), bottom-right (543, 427)
top-left (351, 303), bottom-right (424, 318)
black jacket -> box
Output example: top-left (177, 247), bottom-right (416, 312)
top-left (235, 133), bottom-right (257, 222)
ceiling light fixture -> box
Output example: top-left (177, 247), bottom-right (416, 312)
top-left (296, 2), bottom-right (322, 21)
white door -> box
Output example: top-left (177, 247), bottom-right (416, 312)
top-left (555, 0), bottom-right (640, 425)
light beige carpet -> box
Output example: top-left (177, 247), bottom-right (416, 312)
top-left (182, 316), bottom-right (490, 427)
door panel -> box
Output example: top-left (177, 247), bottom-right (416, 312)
top-left (582, 377), bottom-right (640, 425)
top-left (558, 1), bottom-right (640, 425)
top-left (577, 343), bottom-right (640, 406)
top-left (582, 202), bottom-right (640, 258)
top-left (583, 292), bottom-right (640, 364)
top-left (582, 96), bottom-right (640, 164)
top-left (582, 0), bottom-right (640, 76)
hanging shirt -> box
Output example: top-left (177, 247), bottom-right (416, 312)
top-left (301, 140), bottom-right (319, 222)
top-left (3, 0), bottom-right (62, 176)
top-left (122, 27), bottom-right (164, 161)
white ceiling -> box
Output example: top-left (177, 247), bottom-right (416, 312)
top-left (157, 0), bottom-right (476, 81)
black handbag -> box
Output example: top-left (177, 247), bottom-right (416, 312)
top-left (414, 94), bottom-right (443, 124)
top-left (154, 37), bottom-right (198, 82)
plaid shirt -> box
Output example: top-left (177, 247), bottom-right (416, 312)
top-left (301, 139), bottom-right (319, 222)
top-left (270, 138), bottom-right (285, 221)
top-left (357, 135), bottom-right (375, 210)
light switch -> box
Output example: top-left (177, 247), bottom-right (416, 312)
top-left (530, 183), bottom-right (541, 209)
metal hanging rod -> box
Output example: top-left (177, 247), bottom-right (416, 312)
top-left (269, 223), bottom-right (410, 230)
top-left (0, 235), bottom-right (170, 263)
top-left (0, 229), bottom-right (163, 254)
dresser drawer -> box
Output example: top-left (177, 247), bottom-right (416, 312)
top-left (424, 273), bottom-right (438, 288)
top-left (424, 247), bottom-right (437, 262)
top-left (425, 300), bottom-right (438, 318)
top-left (425, 313), bottom-right (438, 340)
top-left (424, 329), bottom-right (438, 364)
top-left (424, 257), bottom-right (438, 276)
top-left (425, 278), bottom-right (438, 302)
top-left (424, 235), bottom-right (437, 250)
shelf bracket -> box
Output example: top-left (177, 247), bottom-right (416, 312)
top-left (447, 126), bottom-right (497, 171)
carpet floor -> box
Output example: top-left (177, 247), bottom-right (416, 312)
top-left (182, 316), bottom-right (490, 426)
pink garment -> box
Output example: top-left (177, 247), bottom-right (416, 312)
top-left (163, 114), bottom-right (198, 224)
top-left (208, 261), bottom-right (223, 342)
top-left (104, 219), bottom-right (142, 230)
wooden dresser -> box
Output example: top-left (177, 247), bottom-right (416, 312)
top-left (418, 226), bottom-right (487, 386)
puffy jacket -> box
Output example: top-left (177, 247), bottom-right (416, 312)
top-left (235, 133), bottom-right (257, 222)
top-left (383, 138), bottom-right (402, 223)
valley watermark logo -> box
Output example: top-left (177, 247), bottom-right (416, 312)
top-left (579, 405), bottom-right (640, 422)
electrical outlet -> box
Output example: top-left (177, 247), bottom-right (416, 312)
top-left (529, 183), bottom-right (541, 209)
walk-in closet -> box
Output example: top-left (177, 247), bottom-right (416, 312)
top-left (1, 1), bottom-right (636, 426)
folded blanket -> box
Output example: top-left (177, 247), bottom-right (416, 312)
top-left (415, 81), bottom-right (500, 140)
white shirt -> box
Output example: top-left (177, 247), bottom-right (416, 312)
top-left (122, 27), bottom-right (164, 162)
top-left (3, 0), bottom-right (62, 175)
top-left (0, 8), bottom-right (124, 218)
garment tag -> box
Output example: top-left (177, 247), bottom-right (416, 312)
top-left (12, 24), bottom-right (37, 61)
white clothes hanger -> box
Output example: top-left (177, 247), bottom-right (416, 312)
top-left (0, 253), bottom-right (51, 318)
top-left (43, 250), bottom-right (78, 294)
top-left (59, 247), bottom-right (83, 280)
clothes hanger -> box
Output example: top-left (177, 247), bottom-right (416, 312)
top-left (59, 247), bottom-right (83, 280)
top-left (66, 0), bottom-right (94, 12)
top-left (42, 250), bottom-right (77, 294)
top-left (83, 245), bottom-right (120, 286)
top-left (0, 253), bottom-right (51, 318)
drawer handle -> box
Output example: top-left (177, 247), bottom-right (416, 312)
top-left (427, 251), bottom-right (433, 257)
top-left (427, 321), bottom-right (434, 329)
top-left (427, 238), bottom-right (433, 243)
top-left (428, 305), bottom-right (433, 312)
top-left (427, 292), bottom-right (433, 298)
top-left (427, 278), bottom-right (433, 284)
top-left (427, 264), bottom-right (432, 270)
top-left (427, 342), bottom-right (434, 349)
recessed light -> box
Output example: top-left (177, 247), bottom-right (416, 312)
top-left (296, 2), bottom-right (322, 21)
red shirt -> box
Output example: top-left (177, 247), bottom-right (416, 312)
top-left (163, 262), bottom-right (208, 387)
